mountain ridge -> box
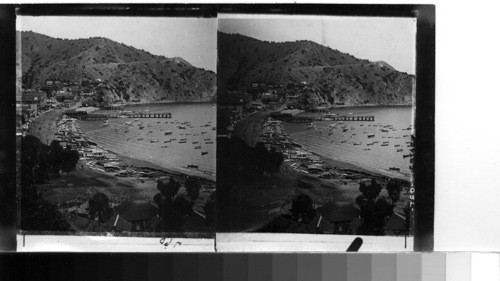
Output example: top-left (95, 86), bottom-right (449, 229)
top-left (218, 32), bottom-right (414, 106)
top-left (20, 31), bottom-right (216, 103)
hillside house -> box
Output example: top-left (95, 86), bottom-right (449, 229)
top-left (113, 200), bottom-right (159, 232)
top-left (315, 202), bottom-right (360, 234)
top-left (218, 91), bottom-right (251, 113)
top-left (349, 212), bottom-right (409, 236)
top-left (22, 89), bottom-right (47, 118)
top-left (261, 92), bottom-right (280, 104)
top-left (55, 90), bottom-right (75, 102)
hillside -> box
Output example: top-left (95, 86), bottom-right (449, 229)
top-left (20, 31), bottom-right (216, 102)
top-left (218, 32), bottom-right (415, 106)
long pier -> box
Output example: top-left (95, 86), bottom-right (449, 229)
top-left (277, 115), bottom-right (375, 123)
top-left (75, 112), bottom-right (172, 120)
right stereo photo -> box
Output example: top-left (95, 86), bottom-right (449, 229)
top-left (216, 15), bottom-right (416, 240)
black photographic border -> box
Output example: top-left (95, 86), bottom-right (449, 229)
top-left (0, 4), bottom-right (435, 252)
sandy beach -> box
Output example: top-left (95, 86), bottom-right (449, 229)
top-left (28, 107), bottom-right (215, 214)
top-left (28, 108), bottom-right (65, 145)
top-left (229, 110), bottom-right (411, 231)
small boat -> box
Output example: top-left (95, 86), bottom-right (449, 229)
top-left (397, 149), bottom-right (403, 152)
top-left (178, 126), bottom-right (186, 129)
top-left (103, 120), bottom-right (109, 126)
top-left (164, 140), bottom-right (171, 143)
top-left (201, 152), bottom-right (208, 155)
top-left (381, 143), bottom-right (389, 146)
top-left (187, 164), bottom-right (198, 169)
top-left (139, 125), bottom-right (144, 129)
top-left (389, 167), bottom-right (400, 171)
top-left (353, 142), bottom-right (362, 145)
top-left (195, 146), bottom-right (201, 149)
top-left (150, 139), bottom-right (159, 143)
top-left (381, 129), bottom-right (389, 132)
top-left (341, 140), bottom-right (347, 143)
top-left (364, 148), bottom-right (371, 151)
top-left (367, 134), bottom-right (375, 138)
top-left (192, 141), bottom-right (199, 144)
top-left (138, 138), bottom-right (144, 141)
top-left (367, 143), bottom-right (374, 146)
top-left (343, 129), bottom-right (348, 132)
top-left (205, 141), bottom-right (214, 144)
top-left (394, 144), bottom-right (401, 147)
top-left (164, 131), bottom-right (172, 135)
top-left (179, 140), bottom-right (186, 144)
top-left (403, 154), bottom-right (411, 158)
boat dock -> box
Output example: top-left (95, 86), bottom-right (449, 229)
top-left (64, 110), bottom-right (172, 120)
top-left (273, 115), bottom-right (375, 123)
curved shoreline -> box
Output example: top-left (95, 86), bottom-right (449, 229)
top-left (29, 106), bottom-right (215, 183)
top-left (236, 109), bottom-right (411, 185)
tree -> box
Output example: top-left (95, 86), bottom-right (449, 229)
top-left (359, 178), bottom-right (382, 200)
top-left (355, 178), bottom-right (396, 235)
top-left (156, 194), bottom-right (193, 232)
top-left (60, 147), bottom-right (79, 176)
top-left (173, 195), bottom-right (193, 217)
top-left (290, 193), bottom-right (316, 223)
top-left (47, 140), bottom-right (64, 176)
top-left (157, 177), bottom-right (180, 199)
top-left (203, 196), bottom-right (216, 230)
top-left (185, 178), bottom-right (201, 202)
top-left (87, 192), bottom-right (113, 223)
top-left (386, 180), bottom-right (403, 204)
top-left (20, 136), bottom-right (71, 232)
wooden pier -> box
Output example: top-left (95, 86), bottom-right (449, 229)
top-left (278, 115), bottom-right (375, 123)
top-left (71, 112), bottom-right (172, 120)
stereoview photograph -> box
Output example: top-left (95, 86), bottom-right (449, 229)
top-left (217, 15), bottom-right (416, 237)
top-left (17, 16), bottom-right (217, 237)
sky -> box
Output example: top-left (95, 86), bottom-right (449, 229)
top-left (17, 16), bottom-right (217, 72)
top-left (219, 15), bottom-right (416, 74)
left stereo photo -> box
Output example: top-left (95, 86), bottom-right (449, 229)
top-left (16, 15), bottom-right (217, 239)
